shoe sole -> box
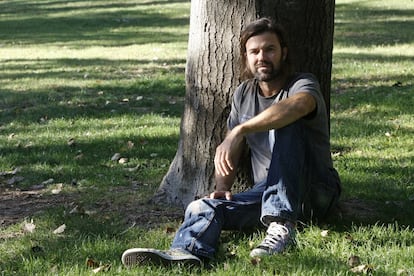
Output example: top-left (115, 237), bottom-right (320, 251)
top-left (121, 248), bottom-right (201, 267)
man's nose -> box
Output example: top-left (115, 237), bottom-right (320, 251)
top-left (257, 49), bottom-right (266, 61)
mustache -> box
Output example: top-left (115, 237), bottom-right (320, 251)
top-left (255, 61), bottom-right (273, 68)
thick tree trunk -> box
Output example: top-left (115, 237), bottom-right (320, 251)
top-left (154, 0), bottom-right (335, 207)
top-left (255, 0), bottom-right (336, 114)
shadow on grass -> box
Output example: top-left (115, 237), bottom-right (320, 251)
top-left (0, 58), bottom-right (186, 81)
top-left (0, 0), bottom-right (189, 47)
top-left (335, 2), bottom-right (414, 47)
top-left (0, 58), bottom-right (186, 126)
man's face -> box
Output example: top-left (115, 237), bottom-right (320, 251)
top-left (245, 32), bottom-right (287, 82)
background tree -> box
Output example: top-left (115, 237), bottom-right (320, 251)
top-left (154, 0), bottom-right (335, 207)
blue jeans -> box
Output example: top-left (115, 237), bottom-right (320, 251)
top-left (171, 121), bottom-right (341, 259)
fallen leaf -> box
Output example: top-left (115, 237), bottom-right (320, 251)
top-left (332, 152), bottom-right (342, 157)
top-left (69, 205), bottom-right (85, 215)
top-left (250, 257), bottom-right (261, 266)
top-left (345, 234), bottom-right (354, 241)
top-left (150, 153), bottom-right (158, 158)
top-left (53, 224), bottom-right (66, 234)
top-left (165, 227), bottom-right (175, 234)
top-left (51, 183), bottom-right (63, 194)
top-left (67, 138), bottom-right (76, 147)
top-left (111, 153), bottom-right (121, 161)
top-left (75, 153), bottom-right (84, 160)
top-left (23, 221), bottom-right (36, 233)
top-left (348, 255), bottom-right (361, 267)
top-left (125, 165), bottom-right (140, 172)
top-left (0, 167), bottom-right (20, 176)
top-left (92, 264), bottom-right (111, 273)
top-left (350, 264), bottom-right (374, 274)
top-left (397, 268), bottom-right (412, 275)
top-left (127, 140), bottom-right (134, 149)
top-left (38, 116), bottom-right (48, 124)
top-left (42, 178), bottom-right (54, 185)
top-left (86, 257), bottom-right (100, 268)
top-left (118, 157), bottom-right (128, 164)
top-left (320, 230), bottom-right (329, 237)
top-left (84, 210), bottom-right (97, 216)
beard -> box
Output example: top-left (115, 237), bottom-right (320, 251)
top-left (253, 61), bottom-right (283, 82)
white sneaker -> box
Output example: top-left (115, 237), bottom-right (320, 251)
top-left (121, 248), bottom-right (201, 267)
top-left (250, 221), bottom-right (295, 257)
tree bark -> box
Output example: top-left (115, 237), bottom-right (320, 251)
top-left (154, 0), bottom-right (335, 208)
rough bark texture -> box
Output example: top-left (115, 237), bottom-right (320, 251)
top-left (154, 0), bottom-right (335, 208)
top-left (255, 0), bottom-right (335, 114)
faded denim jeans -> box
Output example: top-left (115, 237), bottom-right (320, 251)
top-left (171, 121), bottom-right (341, 259)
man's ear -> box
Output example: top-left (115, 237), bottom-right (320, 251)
top-left (282, 47), bottom-right (288, 61)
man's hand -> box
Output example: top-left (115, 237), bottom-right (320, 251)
top-left (214, 127), bottom-right (244, 176)
top-left (208, 190), bottom-right (233, 200)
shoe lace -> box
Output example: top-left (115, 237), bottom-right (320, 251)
top-left (259, 222), bottom-right (291, 249)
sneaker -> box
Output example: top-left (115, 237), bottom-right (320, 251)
top-left (250, 221), bottom-right (295, 257)
top-left (121, 248), bottom-right (202, 267)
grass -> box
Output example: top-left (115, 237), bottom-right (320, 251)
top-left (1, 0), bottom-right (413, 275)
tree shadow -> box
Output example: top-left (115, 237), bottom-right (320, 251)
top-left (0, 57), bottom-right (186, 125)
top-left (335, 2), bottom-right (414, 47)
top-left (0, 0), bottom-right (189, 47)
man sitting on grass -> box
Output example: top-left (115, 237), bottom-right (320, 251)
top-left (121, 17), bottom-right (341, 267)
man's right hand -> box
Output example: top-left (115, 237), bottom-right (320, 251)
top-left (214, 126), bottom-right (245, 176)
top-left (208, 190), bottom-right (233, 200)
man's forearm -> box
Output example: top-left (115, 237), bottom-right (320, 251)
top-left (236, 92), bottom-right (316, 136)
top-left (214, 170), bottom-right (237, 192)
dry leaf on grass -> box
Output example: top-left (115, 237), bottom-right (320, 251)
top-left (165, 227), bottom-right (175, 234)
top-left (250, 257), bottom-right (261, 266)
top-left (53, 224), bottom-right (66, 234)
top-left (348, 255), bottom-right (361, 267)
top-left (51, 183), bottom-right (63, 194)
top-left (41, 178), bottom-right (54, 185)
top-left (118, 157), bottom-right (128, 164)
top-left (86, 257), bottom-right (100, 268)
top-left (86, 257), bottom-right (111, 273)
top-left (92, 264), bottom-right (111, 273)
top-left (127, 140), bottom-right (134, 149)
top-left (67, 138), bottom-right (76, 147)
top-left (69, 204), bottom-right (85, 215)
top-left (320, 230), bottom-right (329, 237)
top-left (111, 153), bottom-right (121, 161)
top-left (350, 264), bottom-right (374, 274)
top-left (23, 220), bottom-right (36, 233)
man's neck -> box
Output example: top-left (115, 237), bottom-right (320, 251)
top-left (258, 76), bottom-right (287, 97)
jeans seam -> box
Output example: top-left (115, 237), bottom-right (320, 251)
top-left (187, 200), bottom-right (218, 255)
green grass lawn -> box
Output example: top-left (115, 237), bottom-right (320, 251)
top-left (1, 0), bottom-right (413, 275)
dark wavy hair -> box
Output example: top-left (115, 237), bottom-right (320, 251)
top-left (239, 18), bottom-right (294, 80)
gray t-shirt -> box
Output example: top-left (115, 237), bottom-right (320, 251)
top-left (227, 73), bottom-right (333, 186)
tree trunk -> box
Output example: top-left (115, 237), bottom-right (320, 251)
top-left (154, 0), bottom-right (335, 208)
